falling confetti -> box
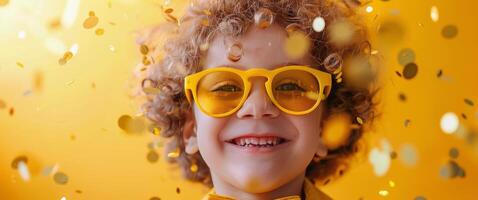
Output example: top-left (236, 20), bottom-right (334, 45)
top-left (0, 99), bottom-right (6, 109)
top-left (227, 42), bottom-right (243, 62)
top-left (398, 48), bottom-right (416, 66)
top-left (140, 44), bottom-right (149, 55)
top-left (95, 28), bottom-right (104, 36)
top-left (378, 190), bottom-right (389, 197)
top-left (441, 112), bottom-right (459, 134)
top-left (400, 143), bottom-right (418, 167)
top-left (117, 115), bottom-right (145, 133)
top-left (17, 161), bottom-right (31, 182)
top-left (430, 6), bottom-right (439, 22)
top-left (442, 25), bottom-right (458, 39)
top-left (167, 148), bottom-right (180, 158)
top-left (365, 6), bottom-right (374, 13)
top-left (254, 8), bottom-right (274, 29)
top-left (369, 147), bottom-right (391, 176)
top-left (464, 98), bottom-right (474, 106)
top-left (328, 19), bottom-right (355, 46)
top-left (402, 62), bottom-right (418, 79)
top-left (312, 16), bottom-right (326, 32)
top-left (147, 150), bottom-right (159, 163)
top-left (61, 0), bottom-right (81, 28)
top-left (190, 163), bottom-right (198, 173)
top-left (16, 62), bottom-right (24, 69)
top-left (9, 107), bottom-right (14, 116)
top-left (449, 147), bottom-right (459, 159)
top-left (284, 31), bottom-right (310, 59)
top-left (83, 11), bottom-right (99, 29)
top-left (53, 172), bottom-right (69, 185)
top-left (323, 53), bottom-right (343, 73)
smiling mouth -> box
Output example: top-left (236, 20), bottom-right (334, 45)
top-left (226, 136), bottom-right (289, 148)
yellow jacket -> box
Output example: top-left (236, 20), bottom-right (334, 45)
top-left (202, 178), bottom-right (332, 200)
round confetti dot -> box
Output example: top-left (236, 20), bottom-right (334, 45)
top-left (284, 31), bottom-right (310, 59)
top-left (399, 143), bottom-right (418, 167)
top-left (140, 44), bottom-right (149, 55)
top-left (53, 172), bottom-right (69, 185)
top-left (449, 147), bottom-right (459, 159)
top-left (440, 112), bottom-right (459, 134)
top-left (464, 98), bottom-right (474, 106)
top-left (442, 25), bottom-right (458, 39)
top-left (397, 48), bottom-right (415, 66)
top-left (227, 42), bottom-right (243, 62)
top-left (323, 53), bottom-right (343, 73)
top-left (11, 155), bottom-right (28, 169)
top-left (402, 62), bottom-right (418, 79)
top-left (312, 17), bottom-right (326, 32)
top-left (254, 8), bottom-right (274, 29)
top-left (147, 150), bottom-right (159, 163)
top-left (95, 28), bottom-right (104, 36)
top-left (0, 99), bottom-right (6, 109)
top-left (430, 6), bottom-right (439, 22)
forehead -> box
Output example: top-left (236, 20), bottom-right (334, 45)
top-left (203, 23), bottom-right (314, 71)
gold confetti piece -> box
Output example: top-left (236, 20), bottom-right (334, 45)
top-left (176, 187), bottom-right (181, 194)
top-left (404, 119), bottom-right (411, 127)
top-left (95, 28), bottom-right (104, 36)
top-left (312, 16), bottom-right (326, 32)
top-left (254, 8), bottom-right (274, 29)
top-left (398, 48), bottom-right (415, 66)
top-left (390, 151), bottom-right (397, 159)
top-left (227, 42), bottom-right (243, 62)
top-left (150, 197), bottom-right (161, 200)
top-left (152, 127), bottom-right (161, 135)
top-left (402, 62), bottom-right (418, 79)
top-left (164, 8), bottom-right (174, 14)
top-left (190, 163), bottom-right (198, 173)
top-left (323, 53), bottom-right (343, 73)
top-left (464, 98), bottom-right (474, 106)
top-left (83, 15), bottom-right (99, 29)
top-left (399, 92), bottom-right (407, 102)
top-left (356, 116), bottom-right (364, 125)
top-left (142, 56), bottom-right (151, 65)
top-left (53, 172), bottom-right (69, 185)
top-left (11, 156), bottom-right (28, 169)
top-left (322, 113), bottom-right (352, 150)
top-left (16, 62), bottom-right (24, 68)
top-left (167, 148), bottom-right (180, 158)
top-left (89, 11), bottom-right (95, 17)
top-left (58, 58), bottom-right (67, 65)
top-left (329, 19), bottom-right (355, 46)
top-left (117, 115), bottom-right (145, 133)
top-left (378, 190), bottom-right (389, 197)
top-left (284, 31), bottom-right (310, 59)
top-left (449, 147), bottom-right (459, 159)
top-left (147, 150), bottom-right (159, 163)
top-left (140, 44), bottom-right (149, 55)
top-left (442, 25), bottom-right (458, 39)
top-left (431, 6), bottom-right (439, 22)
top-left (437, 69), bottom-right (443, 78)
top-left (0, 0), bottom-right (9, 6)
top-left (200, 18), bottom-right (210, 26)
top-left (9, 107), bottom-right (14, 116)
top-left (388, 180), bottom-right (395, 188)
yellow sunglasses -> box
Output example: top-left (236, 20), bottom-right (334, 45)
top-left (184, 65), bottom-right (332, 117)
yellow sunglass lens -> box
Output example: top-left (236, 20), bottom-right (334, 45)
top-left (272, 70), bottom-right (320, 112)
top-left (197, 71), bottom-right (245, 115)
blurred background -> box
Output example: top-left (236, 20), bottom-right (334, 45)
top-left (0, 0), bottom-right (477, 199)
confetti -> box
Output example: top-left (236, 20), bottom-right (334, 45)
top-left (430, 6), bottom-right (439, 22)
top-left (400, 143), bottom-right (418, 167)
top-left (464, 98), bottom-right (474, 106)
top-left (369, 147), bottom-right (391, 176)
top-left (312, 17), bottom-right (326, 32)
top-left (442, 25), bottom-right (458, 39)
top-left (16, 62), bottom-right (24, 68)
top-left (61, 0), bottom-right (81, 28)
top-left (437, 69), bottom-right (443, 78)
top-left (11, 156), bottom-right (28, 169)
top-left (404, 119), bottom-right (411, 127)
top-left (140, 44), bottom-right (149, 55)
top-left (415, 196), bottom-right (427, 200)
top-left (449, 147), bottom-right (459, 159)
top-left (284, 31), bottom-right (310, 59)
top-left (378, 190), bottom-right (389, 197)
top-left (439, 160), bottom-right (462, 179)
top-left (254, 8), bottom-right (274, 29)
top-left (388, 180), bottom-right (395, 188)
top-left (322, 113), bottom-right (352, 150)
top-left (150, 197), bottom-right (161, 200)
top-left (95, 28), bottom-right (104, 36)
top-left (399, 92), bottom-right (407, 102)
top-left (53, 172), bottom-right (69, 185)
top-left (441, 112), bottom-right (459, 134)
top-left (17, 161), bottom-right (31, 182)
top-left (167, 148), bottom-right (180, 158)
top-left (147, 150), bottom-right (159, 163)
top-left (323, 53), bottom-right (343, 73)
top-left (58, 51), bottom-right (74, 65)
top-left (397, 48), bottom-right (415, 66)
top-left (117, 115), bottom-right (145, 133)
top-left (402, 62), bottom-right (418, 79)
top-left (190, 163), bottom-right (198, 173)
top-left (356, 117), bottom-right (364, 125)
top-left (328, 19), bottom-right (355, 46)
top-left (83, 11), bottom-right (99, 29)
top-left (227, 42), bottom-right (243, 62)
top-left (176, 187), bottom-right (181, 194)
top-left (17, 31), bottom-right (26, 39)
top-left (285, 23), bottom-right (303, 36)
top-left (9, 107), bottom-right (14, 116)
top-left (365, 6), bottom-right (374, 13)
top-left (0, 0), bottom-right (9, 7)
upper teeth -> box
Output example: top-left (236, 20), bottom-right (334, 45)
top-left (233, 137), bottom-right (282, 146)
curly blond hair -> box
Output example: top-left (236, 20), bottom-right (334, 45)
top-left (136, 0), bottom-right (380, 188)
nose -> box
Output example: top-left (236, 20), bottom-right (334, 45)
top-left (236, 78), bottom-right (280, 119)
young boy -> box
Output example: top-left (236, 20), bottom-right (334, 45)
top-left (136, 0), bottom-right (378, 199)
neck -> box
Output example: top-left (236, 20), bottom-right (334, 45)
top-left (211, 172), bottom-right (306, 200)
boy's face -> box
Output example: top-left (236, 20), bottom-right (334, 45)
top-left (191, 23), bottom-right (328, 193)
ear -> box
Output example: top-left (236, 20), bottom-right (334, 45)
top-left (182, 108), bottom-right (196, 143)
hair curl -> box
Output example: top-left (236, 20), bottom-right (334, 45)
top-left (135, 0), bottom-right (380, 188)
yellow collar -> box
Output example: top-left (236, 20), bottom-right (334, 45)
top-left (202, 178), bottom-right (332, 200)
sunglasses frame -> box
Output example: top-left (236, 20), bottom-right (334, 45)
top-left (184, 65), bottom-right (332, 117)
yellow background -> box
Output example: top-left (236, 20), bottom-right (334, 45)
top-left (1, 0), bottom-right (477, 199)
